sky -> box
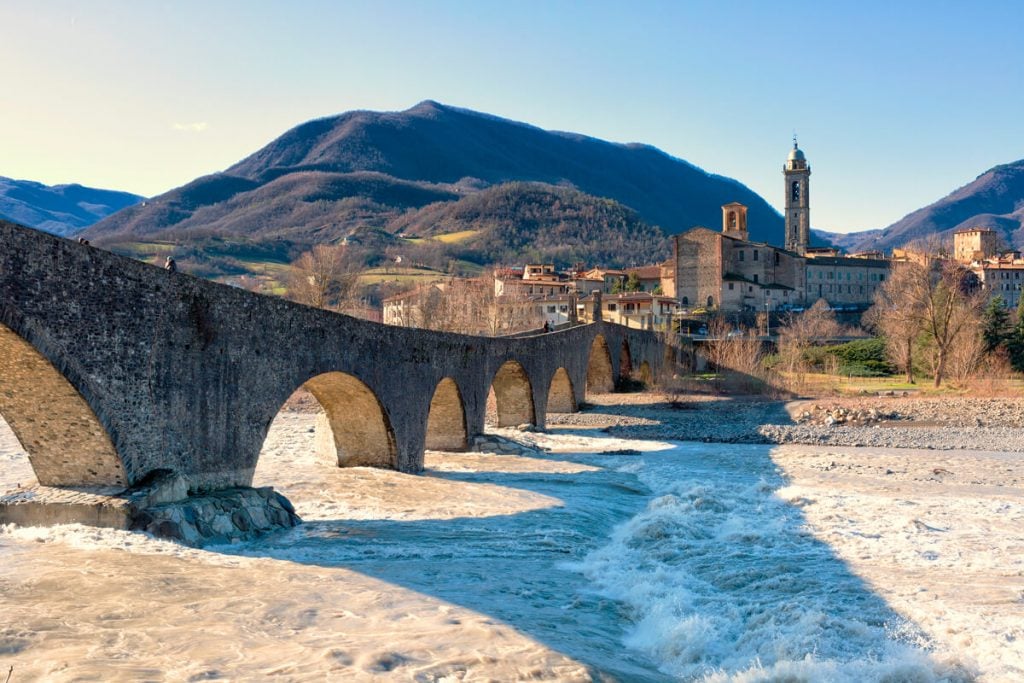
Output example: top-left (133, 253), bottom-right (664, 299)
top-left (2, 1), bottom-right (1023, 233)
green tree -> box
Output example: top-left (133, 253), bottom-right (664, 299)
top-left (624, 272), bottom-right (643, 292)
top-left (982, 295), bottom-right (1010, 353)
top-left (1008, 299), bottom-right (1024, 371)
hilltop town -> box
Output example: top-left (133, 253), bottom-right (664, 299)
top-left (378, 142), bottom-right (1020, 347)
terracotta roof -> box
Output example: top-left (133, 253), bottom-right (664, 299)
top-left (626, 264), bottom-right (663, 279)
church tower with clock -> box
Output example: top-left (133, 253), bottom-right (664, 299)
top-left (783, 139), bottom-right (811, 254)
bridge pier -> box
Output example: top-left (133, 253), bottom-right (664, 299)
top-left (0, 220), bottom-right (672, 540)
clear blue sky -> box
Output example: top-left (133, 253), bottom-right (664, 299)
top-left (2, 1), bottom-right (1022, 232)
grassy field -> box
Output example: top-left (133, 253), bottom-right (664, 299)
top-left (358, 266), bottom-right (450, 285)
top-left (786, 372), bottom-right (1024, 396)
top-left (433, 229), bottom-right (479, 244)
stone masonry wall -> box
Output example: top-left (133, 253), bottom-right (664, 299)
top-left (0, 220), bottom-right (668, 494)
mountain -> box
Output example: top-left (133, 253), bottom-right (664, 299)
top-left (0, 177), bottom-right (143, 236)
top-left (846, 160), bottom-right (1024, 253)
top-left (812, 228), bottom-right (883, 252)
top-left (85, 101), bottom-right (784, 263)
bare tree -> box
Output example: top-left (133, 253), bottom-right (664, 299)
top-left (869, 260), bottom-right (983, 387)
top-left (702, 316), bottom-right (770, 392)
top-left (777, 299), bottom-right (841, 384)
top-left (865, 264), bottom-right (926, 384)
top-left (286, 244), bottom-right (358, 311)
top-left (944, 320), bottom-right (985, 385)
top-left (384, 271), bottom-right (542, 336)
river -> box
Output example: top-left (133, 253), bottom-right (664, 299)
top-left (1, 410), bottom-right (1021, 681)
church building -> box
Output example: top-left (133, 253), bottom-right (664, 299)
top-left (671, 141), bottom-right (889, 313)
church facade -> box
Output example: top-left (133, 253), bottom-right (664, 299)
top-left (671, 142), bottom-right (889, 313)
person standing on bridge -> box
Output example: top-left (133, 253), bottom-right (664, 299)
top-left (164, 256), bottom-right (177, 273)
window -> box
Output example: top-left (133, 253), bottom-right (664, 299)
top-left (547, 305), bottom-right (556, 313)
top-left (791, 180), bottom-right (800, 202)
top-left (775, 252), bottom-right (780, 265)
top-left (607, 303), bottom-right (617, 311)
top-left (728, 211), bottom-right (737, 228)
top-left (728, 282), bottom-right (735, 290)
top-left (753, 250), bottom-right (759, 261)
top-left (753, 274), bottom-right (759, 283)
top-left (559, 305), bottom-right (567, 312)
top-left (707, 296), bottom-right (714, 307)
top-left (682, 296), bottom-right (689, 306)
top-left (739, 251), bottom-right (745, 261)
top-left (828, 272), bottom-right (834, 280)
top-left (879, 274), bottom-right (885, 282)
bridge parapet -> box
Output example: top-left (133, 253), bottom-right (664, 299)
top-left (0, 220), bottom-right (669, 516)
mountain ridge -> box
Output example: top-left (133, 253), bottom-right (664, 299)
top-left (0, 177), bottom-right (143, 236)
top-left (844, 159), bottom-right (1024, 252)
top-left (86, 101), bottom-right (786, 259)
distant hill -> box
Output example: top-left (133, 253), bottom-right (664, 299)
top-left (845, 159), bottom-right (1024, 253)
top-left (0, 177), bottom-right (142, 236)
top-left (86, 101), bottom-right (783, 267)
top-left (812, 228), bottom-right (883, 252)
top-left (393, 182), bottom-right (669, 268)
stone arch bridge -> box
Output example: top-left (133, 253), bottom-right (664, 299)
top-left (0, 221), bottom-right (668, 506)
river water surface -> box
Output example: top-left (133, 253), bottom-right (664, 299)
top-left (1, 411), bottom-right (1021, 681)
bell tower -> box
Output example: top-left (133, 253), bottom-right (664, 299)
top-left (783, 137), bottom-right (810, 254)
top-left (721, 202), bottom-right (748, 241)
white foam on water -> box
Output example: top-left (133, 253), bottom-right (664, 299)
top-left (572, 443), bottom-right (979, 681)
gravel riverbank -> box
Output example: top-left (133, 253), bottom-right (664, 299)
top-left (548, 394), bottom-right (1024, 452)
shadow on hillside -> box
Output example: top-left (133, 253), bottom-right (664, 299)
top-left (222, 437), bottom-right (962, 680)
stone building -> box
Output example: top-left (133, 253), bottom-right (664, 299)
top-left (954, 227), bottom-right (998, 263)
top-left (670, 141), bottom-right (889, 313)
top-left (968, 255), bottom-right (1024, 308)
top-left (672, 205), bottom-right (805, 312)
top-left (803, 255), bottom-right (889, 307)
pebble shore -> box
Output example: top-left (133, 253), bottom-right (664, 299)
top-left (548, 395), bottom-right (1024, 452)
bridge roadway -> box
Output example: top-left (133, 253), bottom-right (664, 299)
top-left (0, 220), bottom-right (666, 495)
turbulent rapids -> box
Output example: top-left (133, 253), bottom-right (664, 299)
top-left (1, 403), bottom-right (1022, 681)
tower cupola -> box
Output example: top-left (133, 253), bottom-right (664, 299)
top-left (783, 138), bottom-right (811, 254)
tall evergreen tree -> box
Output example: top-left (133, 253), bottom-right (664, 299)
top-left (982, 295), bottom-right (1010, 352)
top-left (1008, 296), bottom-right (1024, 371)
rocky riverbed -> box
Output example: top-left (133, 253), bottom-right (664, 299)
top-left (548, 394), bottom-right (1024, 452)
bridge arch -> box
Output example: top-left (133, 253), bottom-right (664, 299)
top-left (547, 367), bottom-right (576, 413)
top-left (301, 371), bottom-right (398, 468)
top-left (639, 360), bottom-right (653, 385)
top-left (620, 339), bottom-right (633, 381)
top-left (586, 334), bottom-right (614, 394)
top-left (490, 360), bottom-right (535, 427)
top-left (426, 377), bottom-right (468, 451)
top-left (0, 318), bottom-right (126, 487)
